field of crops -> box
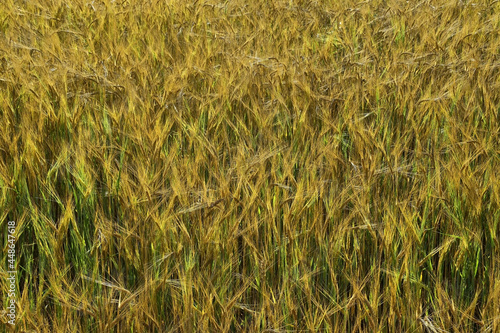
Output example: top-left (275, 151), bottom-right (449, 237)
top-left (1, 0), bottom-right (500, 332)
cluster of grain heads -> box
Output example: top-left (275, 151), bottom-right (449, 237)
top-left (0, 0), bottom-right (499, 332)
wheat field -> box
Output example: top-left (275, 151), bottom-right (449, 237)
top-left (1, 0), bottom-right (500, 332)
